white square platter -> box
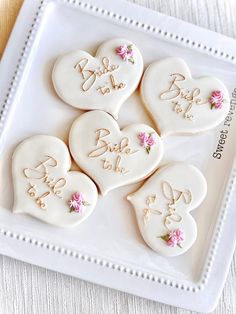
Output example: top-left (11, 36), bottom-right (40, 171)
top-left (1, 0), bottom-right (236, 312)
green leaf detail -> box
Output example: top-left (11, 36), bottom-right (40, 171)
top-left (160, 234), bottom-right (169, 242)
top-left (82, 201), bottom-right (90, 206)
top-left (146, 146), bottom-right (151, 154)
top-left (128, 57), bottom-right (135, 64)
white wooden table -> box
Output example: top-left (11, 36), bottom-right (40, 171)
top-left (0, 0), bottom-right (236, 313)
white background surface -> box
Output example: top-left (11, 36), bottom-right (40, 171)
top-left (1, 0), bottom-right (236, 313)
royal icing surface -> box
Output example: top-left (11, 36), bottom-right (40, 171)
top-left (52, 38), bottom-right (143, 119)
top-left (141, 57), bottom-right (230, 137)
top-left (127, 163), bottom-right (207, 257)
top-left (12, 135), bottom-right (98, 227)
top-left (69, 110), bottom-right (163, 195)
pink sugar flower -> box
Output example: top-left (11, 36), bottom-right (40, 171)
top-left (69, 192), bottom-right (90, 213)
top-left (115, 45), bottom-right (128, 59)
top-left (209, 90), bottom-right (224, 109)
top-left (160, 229), bottom-right (184, 248)
top-left (167, 229), bottom-right (184, 247)
top-left (115, 44), bottom-right (134, 64)
top-left (126, 49), bottom-right (134, 59)
top-left (167, 235), bottom-right (178, 247)
top-left (175, 229), bottom-right (184, 242)
top-left (72, 191), bottom-right (84, 203)
top-left (138, 132), bottom-right (149, 146)
top-left (69, 200), bottom-right (82, 213)
top-left (146, 133), bottom-right (158, 146)
top-left (72, 192), bottom-right (84, 203)
top-left (138, 132), bottom-right (157, 154)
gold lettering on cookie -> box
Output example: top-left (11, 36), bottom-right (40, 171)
top-left (23, 156), bottom-right (67, 209)
top-left (102, 156), bottom-right (129, 174)
top-left (110, 74), bottom-right (126, 90)
top-left (97, 84), bottom-right (111, 95)
top-left (74, 57), bottom-right (126, 95)
top-left (143, 195), bottom-right (162, 224)
top-left (88, 128), bottom-right (139, 175)
top-left (102, 158), bottom-right (113, 171)
top-left (172, 101), bottom-right (183, 113)
top-left (143, 181), bottom-right (192, 230)
top-left (162, 181), bottom-right (191, 229)
top-left (74, 57), bottom-right (119, 91)
top-left (160, 73), bottom-right (207, 120)
top-left (27, 183), bottom-right (50, 210)
top-left (88, 128), bottom-right (138, 158)
top-left (35, 192), bottom-right (50, 209)
top-left (27, 183), bottom-right (37, 197)
top-left (96, 74), bottom-right (126, 96)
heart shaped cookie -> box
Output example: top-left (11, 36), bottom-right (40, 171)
top-left (141, 57), bottom-right (230, 137)
top-left (12, 135), bottom-right (98, 227)
top-left (52, 38), bottom-right (143, 119)
top-left (127, 163), bottom-right (207, 257)
top-left (69, 111), bottom-right (163, 195)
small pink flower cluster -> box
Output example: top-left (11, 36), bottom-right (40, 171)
top-left (69, 192), bottom-right (89, 213)
top-left (209, 90), bottom-right (224, 109)
top-left (138, 132), bottom-right (157, 154)
top-left (115, 45), bottom-right (134, 64)
top-left (166, 229), bottom-right (184, 247)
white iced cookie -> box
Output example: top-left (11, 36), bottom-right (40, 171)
top-left (141, 57), bottom-right (230, 137)
top-left (127, 163), bottom-right (207, 257)
top-left (52, 38), bottom-right (143, 119)
top-left (69, 110), bottom-right (163, 195)
top-left (12, 135), bottom-right (98, 227)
